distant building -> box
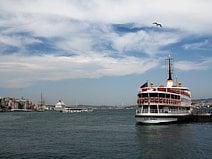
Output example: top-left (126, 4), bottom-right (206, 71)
top-left (0, 96), bottom-right (35, 111)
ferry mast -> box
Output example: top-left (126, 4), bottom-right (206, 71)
top-left (167, 55), bottom-right (173, 87)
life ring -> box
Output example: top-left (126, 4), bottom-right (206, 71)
top-left (144, 97), bottom-right (148, 102)
top-left (150, 97), bottom-right (154, 102)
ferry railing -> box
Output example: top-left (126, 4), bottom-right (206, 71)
top-left (138, 109), bottom-right (190, 114)
top-left (139, 87), bottom-right (191, 98)
top-left (137, 98), bottom-right (181, 105)
top-left (159, 109), bottom-right (190, 114)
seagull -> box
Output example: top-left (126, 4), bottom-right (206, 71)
top-left (153, 22), bottom-right (162, 27)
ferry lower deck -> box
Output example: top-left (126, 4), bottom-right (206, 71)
top-left (135, 104), bottom-right (191, 124)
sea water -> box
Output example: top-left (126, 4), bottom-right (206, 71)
top-left (0, 109), bottom-right (211, 159)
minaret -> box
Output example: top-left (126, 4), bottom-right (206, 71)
top-left (167, 55), bottom-right (173, 87)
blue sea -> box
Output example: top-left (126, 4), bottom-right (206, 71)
top-left (0, 109), bottom-right (212, 159)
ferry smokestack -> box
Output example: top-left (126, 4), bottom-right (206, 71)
top-left (167, 55), bottom-right (173, 87)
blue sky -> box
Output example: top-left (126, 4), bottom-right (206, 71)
top-left (0, 0), bottom-right (212, 105)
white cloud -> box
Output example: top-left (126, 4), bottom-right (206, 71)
top-left (1, 0), bottom-right (212, 34)
top-left (183, 40), bottom-right (209, 50)
top-left (111, 30), bottom-right (183, 56)
top-left (0, 0), bottom-right (211, 56)
top-left (0, 54), bottom-right (159, 88)
top-left (0, 0), bottom-right (212, 88)
top-left (0, 34), bottom-right (42, 47)
top-left (175, 58), bottom-right (212, 71)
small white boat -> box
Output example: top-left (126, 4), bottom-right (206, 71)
top-left (54, 100), bottom-right (66, 111)
top-left (62, 107), bottom-right (93, 113)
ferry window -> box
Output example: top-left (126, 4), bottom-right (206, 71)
top-left (138, 94), bottom-right (141, 98)
top-left (150, 93), bottom-right (158, 97)
top-left (171, 94), bottom-right (175, 99)
top-left (166, 94), bottom-right (170, 98)
top-left (150, 105), bottom-right (156, 109)
top-left (143, 105), bottom-right (148, 109)
top-left (150, 105), bottom-right (157, 113)
top-left (159, 93), bottom-right (165, 98)
top-left (174, 95), bottom-right (178, 99)
top-left (142, 93), bottom-right (148, 97)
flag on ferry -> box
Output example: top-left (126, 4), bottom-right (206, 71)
top-left (140, 82), bottom-right (148, 88)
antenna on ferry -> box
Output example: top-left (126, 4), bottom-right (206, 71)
top-left (166, 55), bottom-right (173, 87)
top-left (168, 55), bottom-right (172, 80)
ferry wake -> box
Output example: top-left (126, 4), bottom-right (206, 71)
top-left (135, 56), bottom-right (192, 124)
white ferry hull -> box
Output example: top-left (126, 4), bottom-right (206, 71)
top-left (135, 114), bottom-right (190, 124)
top-left (135, 116), bottom-right (177, 124)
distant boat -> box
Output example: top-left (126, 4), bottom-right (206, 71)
top-left (11, 109), bottom-right (33, 112)
top-left (54, 100), bottom-right (66, 111)
top-left (62, 107), bottom-right (93, 113)
top-left (37, 92), bottom-right (46, 111)
top-left (135, 56), bottom-right (192, 124)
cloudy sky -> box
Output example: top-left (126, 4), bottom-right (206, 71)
top-left (0, 0), bottom-right (212, 105)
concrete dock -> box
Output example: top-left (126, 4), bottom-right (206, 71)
top-left (189, 113), bottom-right (212, 122)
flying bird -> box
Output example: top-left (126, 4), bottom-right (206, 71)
top-left (153, 22), bottom-right (162, 27)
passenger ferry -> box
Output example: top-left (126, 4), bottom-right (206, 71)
top-left (135, 56), bottom-right (192, 124)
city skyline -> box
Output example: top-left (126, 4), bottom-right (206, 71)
top-left (0, 0), bottom-right (212, 105)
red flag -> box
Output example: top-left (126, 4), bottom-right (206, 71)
top-left (140, 82), bottom-right (148, 88)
